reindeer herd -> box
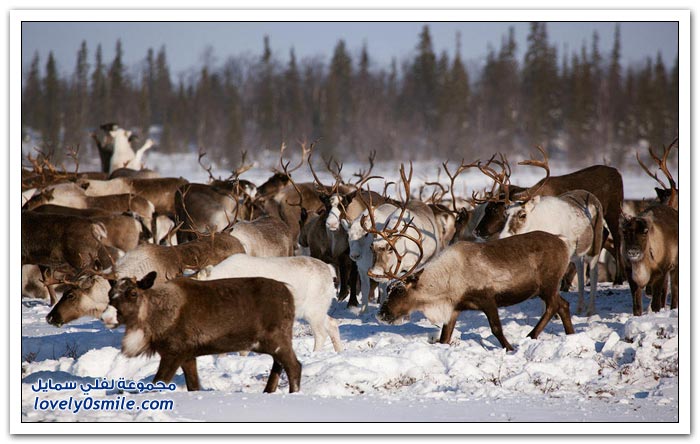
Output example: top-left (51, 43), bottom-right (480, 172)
top-left (21, 124), bottom-right (680, 394)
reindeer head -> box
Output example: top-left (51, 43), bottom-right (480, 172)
top-left (377, 270), bottom-right (424, 324)
top-left (500, 195), bottom-right (542, 238)
top-left (46, 274), bottom-right (110, 327)
top-left (103, 271), bottom-right (157, 328)
top-left (474, 147), bottom-right (550, 239)
top-left (620, 213), bottom-right (653, 262)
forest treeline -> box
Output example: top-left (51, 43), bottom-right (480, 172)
top-left (21, 23), bottom-right (678, 168)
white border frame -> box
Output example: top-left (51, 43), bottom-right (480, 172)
top-left (8, 8), bottom-right (690, 435)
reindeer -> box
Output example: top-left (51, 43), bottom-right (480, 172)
top-left (101, 272), bottom-right (301, 392)
top-left (22, 212), bottom-right (113, 304)
top-left (311, 152), bottom-right (385, 306)
top-left (499, 190), bottom-right (605, 316)
top-left (376, 230), bottom-right (575, 351)
top-left (30, 206), bottom-right (149, 253)
top-left (78, 177), bottom-right (189, 216)
top-left (23, 182), bottom-right (155, 236)
top-left (473, 148), bottom-right (624, 284)
top-left (197, 254), bottom-right (343, 352)
top-left (174, 151), bottom-right (259, 243)
top-left (108, 127), bottom-right (154, 173)
top-left (349, 164), bottom-right (442, 313)
top-left (45, 232), bottom-right (247, 326)
top-left (620, 204), bottom-right (678, 316)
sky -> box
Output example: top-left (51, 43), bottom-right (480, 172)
top-left (21, 22), bottom-right (679, 79)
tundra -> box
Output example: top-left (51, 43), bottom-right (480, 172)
top-left (377, 231), bottom-right (575, 351)
top-left (101, 272), bottom-right (301, 392)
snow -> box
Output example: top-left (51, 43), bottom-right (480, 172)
top-left (19, 151), bottom-right (681, 427)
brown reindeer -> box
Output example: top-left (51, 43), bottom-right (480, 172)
top-left (22, 211), bottom-right (112, 272)
top-left (174, 151), bottom-right (260, 243)
top-left (30, 206), bottom-right (148, 252)
top-left (620, 204), bottom-right (679, 316)
top-left (377, 230), bottom-right (574, 351)
top-left (45, 232), bottom-right (247, 327)
top-left (102, 272), bottom-right (301, 392)
top-left (473, 148), bottom-right (625, 284)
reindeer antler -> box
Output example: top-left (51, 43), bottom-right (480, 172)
top-left (353, 150), bottom-right (377, 186)
top-left (280, 146), bottom-right (305, 208)
top-left (198, 149), bottom-right (217, 183)
top-left (442, 159), bottom-right (480, 213)
top-left (229, 150), bottom-right (253, 180)
top-left (637, 138), bottom-right (678, 191)
top-left (477, 153), bottom-right (512, 206)
top-left (517, 145), bottom-right (550, 202)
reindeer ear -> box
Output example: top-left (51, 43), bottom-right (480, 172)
top-left (137, 271), bottom-right (157, 290)
top-left (341, 218), bottom-right (351, 231)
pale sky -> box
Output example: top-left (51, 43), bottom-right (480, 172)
top-left (22, 22), bottom-right (678, 79)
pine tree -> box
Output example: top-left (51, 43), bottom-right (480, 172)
top-left (43, 52), bottom-right (61, 153)
top-left (108, 40), bottom-right (126, 124)
top-left (669, 54), bottom-right (679, 139)
top-left (154, 46), bottom-right (172, 126)
top-left (607, 24), bottom-right (624, 144)
top-left (256, 35), bottom-right (278, 149)
top-left (450, 35), bottom-right (470, 135)
top-left (435, 50), bottom-right (451, 130)
top-left (282, 48), bottom-right (305, 142)
top-left (521, 22), bottom-right (559, 148)
top-left (650, 52), bottom-right (669, 146)
top-left (411, 25), bottom-right (438, 131)
top-left (322, 39), bottom-right (353, 154)
top-left (22, 52), bottom-right (42, 134)
top-left (64, 41), bottom-right (90, 149)
top-left (138, 49), bottom-right (153, 137)
top-left (223, 64), bottom-right (243, 157)
top-left (91, 44), bottom-right (107, 125)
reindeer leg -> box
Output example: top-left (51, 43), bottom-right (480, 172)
top-left (438, 310), bottom-right (460, 344)
top-left (608, 215), bottom-right (625, 286)
top-left (274, 347), bottom-right (302, 394)
top-left (153, 355), bottom-right (182, 386)
top-left (264, 360), bottom-right (283, 393)
top-left (181, 358), bottom-right (201, 391)
top-left (560, 262), bottom-right (576, 291)
top-left (556, 295), bottom-right (575, 334)
top-left (574, 258), bottom-right (586, 315)
top-left (482, 301), bottom-right (513, 351)
top-left (528, 289), bottom-right (559, 340)
top-left (309, 318), bottom-right (327, 352)
top-left (629, 279), bottom-right (644, 316)
top-left (337, 261), bottom-right (350, 302)
top-left (586, 255), bottom-right (599, 316)
top-left (671, 268), bottom-right (679, 310)
top-left (326, 315), bottom-right (343, 352)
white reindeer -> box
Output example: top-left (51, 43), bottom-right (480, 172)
top-left (196, 254), bottom-right (343, 353)
top-left (109, 127), bottom-right (154, 173)
top-left (499, 190), bottom-right (605, 316)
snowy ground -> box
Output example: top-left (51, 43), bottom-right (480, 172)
top-left (20, 151), bottom-right (680, 424)
top-left (21, 286), bottom-right (679, 422)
